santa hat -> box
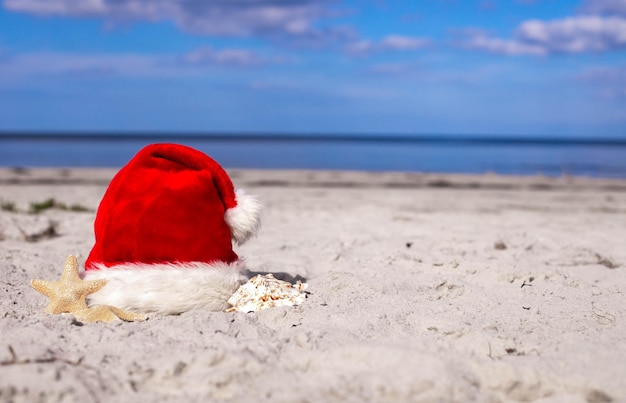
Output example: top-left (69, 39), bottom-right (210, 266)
top-left (83, 143), bottom-right (261, 315)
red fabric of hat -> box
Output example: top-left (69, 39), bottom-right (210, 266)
top-left (83, 143), bottom-right (261, 315)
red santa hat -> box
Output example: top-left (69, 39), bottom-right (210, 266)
top-left (82, 143), bottom-right (261, 315)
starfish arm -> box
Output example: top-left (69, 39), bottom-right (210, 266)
top-left (44, 302), bottom-right (71, 314)
top-left (82, 279), bottom-right (108, 296)
top-left (72, 305), bottom-right (146, 323)
top-left (60, 255), bottom-right (82, 282)
top-left (31, 279), bottom-right (55, 298)
top-left (109, 306), bottom-right (147, 322)
top-left (73, 306), bottom-right (118, 323)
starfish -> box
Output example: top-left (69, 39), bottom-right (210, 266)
top-left (31, 255), bottom-right (145, 323)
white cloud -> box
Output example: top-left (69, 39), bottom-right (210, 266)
top-left (516, 16), bottom-right (626, 52)
top-left (0, 47), bottom-right (272, 86)
top-left (3, 0), bottom-right (347, 44)
top-left (460, 0), bottom-right (626, 56)
top-left (0, 52), bottom-right (160, 80)
top-left (4, 0), bottom-right (109, 16)
top-left (183, 47), bottom-right (266, 67)
top-left (346, 35), bottom-right (430, 55)
top-left (380, 35), bottom-right (430, 50)
top-left (581, 0), bottom-right (626, 16)
top-left (368, 63), bottom-right (416, 75)
top-left (579, 65), bottom-right (626, 81)
top-left (578, 65), bottom-right (626, 99)
top-left (462, 15), bottom-right (626, 55)
top-left (463, 32), bottom-right (547, 55)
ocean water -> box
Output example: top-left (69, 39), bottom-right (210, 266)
top-left (1, 133), bottom-right (625, 178)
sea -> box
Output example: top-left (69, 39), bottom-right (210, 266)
top-left (1, 133), bottom-right (625, 178)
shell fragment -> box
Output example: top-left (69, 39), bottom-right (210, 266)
top-left (226, 273), bottom-right (308, 313)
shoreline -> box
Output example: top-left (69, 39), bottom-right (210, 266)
top-left (2, 167), bottom-right (626, 191)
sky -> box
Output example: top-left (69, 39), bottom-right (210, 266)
top-left (0, 0), bottom-right (625, 137)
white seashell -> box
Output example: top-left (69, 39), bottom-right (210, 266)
top-left (226, 273), bottom-right (308, 313)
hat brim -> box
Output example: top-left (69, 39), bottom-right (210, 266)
top-left (83, 261), bottom-right (246, 315)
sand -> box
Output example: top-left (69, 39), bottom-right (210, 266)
top-left (1, 168), bottom-right (625, 402)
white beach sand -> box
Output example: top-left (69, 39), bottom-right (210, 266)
top-left (1, 168), bottom-right (625, 402)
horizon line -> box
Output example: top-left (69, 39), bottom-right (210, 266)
top-left (1, 131), bottom-right (626, 147)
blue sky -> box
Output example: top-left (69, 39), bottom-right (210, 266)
top-left (0, 0), bottom-right (625, 137)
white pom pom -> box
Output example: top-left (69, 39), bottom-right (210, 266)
top-left (225, 189), bottom-right (262, 245)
